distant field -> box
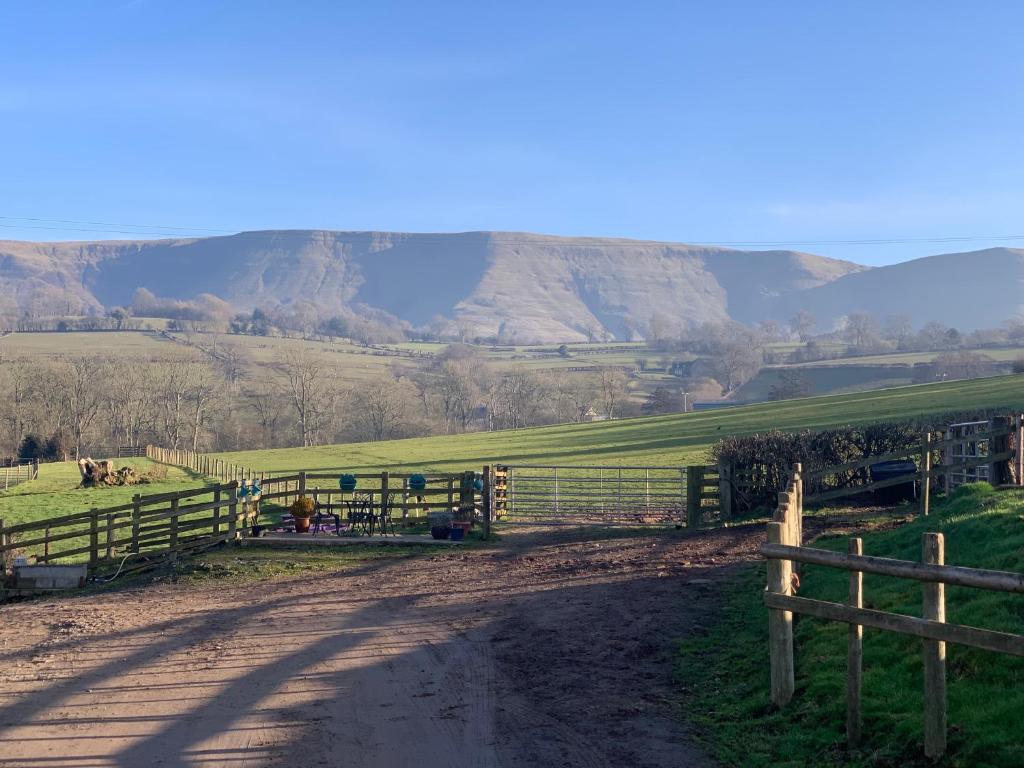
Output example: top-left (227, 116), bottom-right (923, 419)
top-left (787, 346), bottom-right (1024, 367)
top-left (0, 330), bottom-right (180, 358)
top-left (211, 374), bottom-right (1024, 474)
top-left (735, 364), bottom-right (915, 400)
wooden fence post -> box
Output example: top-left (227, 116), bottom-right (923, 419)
top-left (381, 471), bottom-right (390, 523)
top-left (213, 488), bottom-right (222, 536)
top-left (0, 518), bottom-right (7, 575)
top-left (766, 521), bottom-right (795, 707)
top-left (991, 415), bottom-right (1012, 486)
top-left (482, 465), bottom-right (492, 539)
top-left (920, 432), bottom-right (932, 517)
top-left (686, 466), bottom-right (703, 529)
top-left (105, 513), bottom-right (115, 560)
top-left (447, 476), bottom-right (455, 513)
top-left (718, 459), bottom-right (734, 521)
top-left (298, 470), bottom-right (307, 499)
top-left (168, 497), bottom-right (179, 563)
top-left (89, 509), bottom-right (99, 570)
top-left (922, 532), bottom-right (947, 759)
top-left (1016, 413), bottom-right (1024, 486)
top-left (847, 537), bottom-right (864, 746)
top-left (228, 481), bottom-right (239, 539)
top-left (131, 494), bottom-right (141, 553)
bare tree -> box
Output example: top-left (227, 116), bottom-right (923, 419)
top-left (842, 313), bottom-right (880, 348)
top-left (348, 375), bottom-right (422, 441)
top-left (57, 359), bottom-right (108, 458)
top-left (596, 367), bottom-right (629, 420)
top-left (245, 385), bottom-right (284, 448)
top-left (281, 350), bottom-right (338, 446)
top-left (710, 345), bottom-right (762, 394)
top-left (789, 310), bottom-right (816, 342)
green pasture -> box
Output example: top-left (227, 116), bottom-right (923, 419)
top-left (735, 365), bottom-right (915, 400)
top-left (678, 484), bottom-right (1024, 767)
top-left (211, 374), bottom-right (1024, 474)
top-left (0, 459), bottom-right (210, 529)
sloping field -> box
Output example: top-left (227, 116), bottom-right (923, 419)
top-left (214, 374), bottom-right (1024, 473)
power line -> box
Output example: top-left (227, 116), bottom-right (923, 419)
top-left (2, 216), bottom-right (1024, 250)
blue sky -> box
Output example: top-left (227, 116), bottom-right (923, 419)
top-left (2, 1), bottom-right (1022, 265)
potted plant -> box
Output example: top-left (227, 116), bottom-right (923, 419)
top-left (290, 495), bottom-right (315, 534)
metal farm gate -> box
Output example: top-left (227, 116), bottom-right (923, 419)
top-left (492, 464), bottom-right (688, 526)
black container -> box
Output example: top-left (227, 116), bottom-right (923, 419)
top-left (870, 460), bottom-right (918, 504)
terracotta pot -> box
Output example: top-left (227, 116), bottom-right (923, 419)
top-left (294, 516), bottom-right (311, 534)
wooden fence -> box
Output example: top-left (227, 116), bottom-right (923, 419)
top-left (0, 481), bottom-right (246, 581)
top-left (146, 446), bottom-right (492, 533)
top-left (763, 464), bottom-right (1024, 759)
top-left (146, 445), bottom-right (263, 484)
top-left (1, 460), bottom-right (39, 491)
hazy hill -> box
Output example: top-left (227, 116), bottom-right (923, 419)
top-left (0, 231), bottom-right (863, 341)
top-left (3, 231), bottom-right (1020, 342)
top-left (786, 247), bottom-right (1024, 332)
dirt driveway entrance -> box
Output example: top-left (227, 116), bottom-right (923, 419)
top-left (0, 526), bottom-right (762, 767)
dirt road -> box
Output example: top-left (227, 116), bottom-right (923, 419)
top-left (0, 525), bottom-right (762, 767)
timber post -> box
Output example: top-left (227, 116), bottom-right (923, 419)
top-left (766, 520), bottom-right (794, 707)
top-left (847, 537), bottom-right (864, 746)
top-left (686, 466), bottom-right (703, 529)
top-left (131, 494), bottom-right (141, 553)
top-left (920, 432), bottom-right (932, 516)
top-left (228, 481), bottom-right (239, 539)
top-left (718, 458), bottom-right (733, 521)
top-left (922, 532), bottom-right (947, 759)
top-left (482, 465), bottom-right (492, 539)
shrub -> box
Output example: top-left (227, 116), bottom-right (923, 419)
top-left (712, 421), bottom-right (920, 510)
top-left (17, 433), bottom-right (44, 461)
top-left (290, 495), bottom-right (315, 518)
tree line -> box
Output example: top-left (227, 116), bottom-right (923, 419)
top-left (0, 346), bottom-right (636, 460)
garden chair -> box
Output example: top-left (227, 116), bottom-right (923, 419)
top-left (311, 500), bottom-right (343, 536)
top-left (372, 492), bottom-right (398, 537)
top-left (345, 493), bottom-right (374, 535)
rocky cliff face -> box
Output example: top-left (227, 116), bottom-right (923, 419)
top-left (6, 229), bottom-right (969, 342)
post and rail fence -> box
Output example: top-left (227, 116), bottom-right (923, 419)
top-left (762, 464), bottom-right (1024, 759)
top-left (1, 460), bottom-right (40, 491)
top-left (149, 448), bottom-right (731, 529)
top-left (0, 481), bottom-right (246, 590)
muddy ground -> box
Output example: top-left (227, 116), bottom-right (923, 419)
top-left (0, 524), bottom-right (767, 767)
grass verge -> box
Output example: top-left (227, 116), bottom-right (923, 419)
top-left (677, 485), bottom-right (1024, 768)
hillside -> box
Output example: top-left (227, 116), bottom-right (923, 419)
top-left (786, 246), bottom-right (1024, 332)
top-left (0, 231), bottom-right (861, 342)
top-left (211, 373), bottom-right (1024, 472)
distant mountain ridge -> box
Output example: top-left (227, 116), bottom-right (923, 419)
top-left (0, 230), bottom-right (1020, 341)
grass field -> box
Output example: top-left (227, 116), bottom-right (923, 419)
top-left (677, 484), bottom-right (1024, 767)
top-left (211, 374), bottom-right (1024, 473)
top-left (0, 459), bottom-right (210, 529)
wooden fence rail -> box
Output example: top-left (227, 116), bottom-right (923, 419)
top-left (763, 463), bottom-right (1024, 759)
top-left (0, 481), bottom-right (245, 581)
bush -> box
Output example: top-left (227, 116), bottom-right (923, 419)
top-left (712, 421), bottom-right (921, 510)
top-left (289, 495), bottom-right (315, 519)
top-left (17, 433), bottom-right (44, 461)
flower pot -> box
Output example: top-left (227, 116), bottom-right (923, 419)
top-left (430, 525), bottom-right (452, 540)
top-left (294, 516), bottom-right (311, 534)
